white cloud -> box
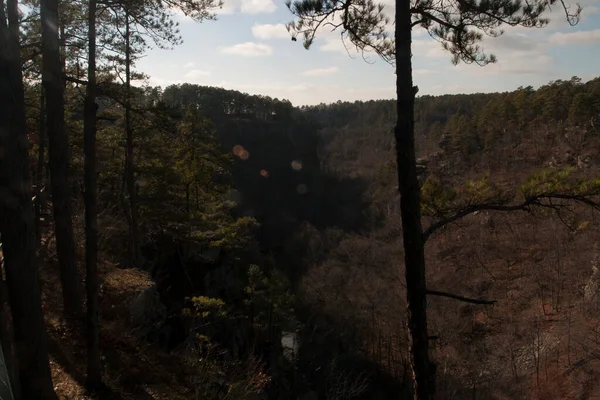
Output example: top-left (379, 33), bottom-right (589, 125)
top-left (414, 69), bottom-right (434, 76)
top-left (487, 32), bottom-right (539, 52)
top-left (454, 53), bottom-right (555, 77)
top-left (221, 42), bottom-right (273, 56)
top-left (301, 66), bottom-right (339, 76)
top-left (548, 29), bottom-right (600, 45)
top-left (584, 5), bottom-right (600, 16)
top-left (289, 83), bottom-right (314, 91)
top-left (344, 86), bottom-right (395, 99)
top-left (319, 37), bottom-right (361, 56)
top-left (169, 7), bottom-right (194, 22)
top-left (412, 39), bottom-right (446, 59)
top-left (143, 76), bottom-right (183, 87)
top-left (216, 0), bottom-right (238, 14)
top-left (426, 29), bottom-right (557, 78)
top-left (252, 23), bottom-right (289, 39)
top-left (183, 62), bottom-right (195, 68)
top-left (412, 26), bottom-right (429, 38)
top-left (184, 69), bottom-right (211, 79)
top-left (240, 0), bottom-right (276, 14)
top-left (217, 0), bottom-right (283, 15)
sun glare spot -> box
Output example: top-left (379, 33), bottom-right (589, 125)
top-left (291, 160), bottom-right (302, 171)
top-left (233, 145), bottom-right (244, 156)
top-left (233, 145), bottom-right (250, 160)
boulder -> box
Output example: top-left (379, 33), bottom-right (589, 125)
top-left (128, 282), bottom-right (167, 337)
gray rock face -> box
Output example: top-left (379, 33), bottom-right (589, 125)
top-left (128, 282), bottom-right (167, 336)
top-left (281, 331), bottom-right (299, 362)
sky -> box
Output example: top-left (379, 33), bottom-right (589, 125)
top-left (136, 0), bottom-right (600, 106)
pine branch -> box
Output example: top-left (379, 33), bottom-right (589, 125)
top-left (423, 193), bottom-right (600, 240)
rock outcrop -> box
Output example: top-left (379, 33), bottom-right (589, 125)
top-left (129, 282), bottom-right (167, 337)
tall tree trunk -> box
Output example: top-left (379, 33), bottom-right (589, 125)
top-left (0, 280), bottom-right (20, 400)
top-left (41, 0), bottom-right (83, 317)
top-left (124, 10), bottom-right (141, 269)
top-left (35, 88), bottom-right (46, 247)
top-left (394, 0), bottom-right (434, 398)
top-left (84, 0), bottom-right (101, 389)
top-left (0, 1), bottom-right (58, 398)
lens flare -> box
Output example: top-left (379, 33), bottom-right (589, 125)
top-left (233, 145), bottom-right (244, 157)
top-left (296, 184), bottom-right (308, 194)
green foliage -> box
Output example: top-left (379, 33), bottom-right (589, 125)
top-left (205, 215), bottom-right (260, 250)
top-left (244, 264), bottom-right (296, 329)
top-left (90, 89), bottom-right (260, 255)
top-left (184, 296), bottom-right (228, 319)
top-left (458, 176), bottom-right (503, 203)
top-left (445, 114), bottom-right (480, 156)
top-left (521, 167), bottom-right (600, 198)
top-left (421, 176), bottom-right (456, 216)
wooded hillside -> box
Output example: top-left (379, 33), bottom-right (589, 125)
top-left (1, 0), bottom-right (599, 398)
top-left (30, 76), bottom-right (600, 399)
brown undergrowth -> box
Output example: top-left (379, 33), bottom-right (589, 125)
top-left (39, 251), bottom-right (194, 399)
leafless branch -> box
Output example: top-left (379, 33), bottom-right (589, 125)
top-left (426, 289), bottom-right (497, 305)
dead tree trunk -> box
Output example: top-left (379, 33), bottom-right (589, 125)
top-left (0, 1), bottom-right (58, 397)
top-left (41, 0), bottom-right (83, 317)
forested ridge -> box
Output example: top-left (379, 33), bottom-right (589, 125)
top-left (1, 0), bottom-right (600, 398)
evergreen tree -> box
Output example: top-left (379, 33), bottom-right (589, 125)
top-left (41, 0), bottom-right (84, 317)
top-left (84, 0), bottom-right (101, 389)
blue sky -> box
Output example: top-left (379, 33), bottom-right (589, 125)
top-left (136, 0), bottom-right (600, 106)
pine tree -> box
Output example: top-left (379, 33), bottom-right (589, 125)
top-left (84, 0), bottom-right (101, 389)
top-left (41, 0), bottom-right (84, 318)
top-left (100, 0), bottom-right (221, 268)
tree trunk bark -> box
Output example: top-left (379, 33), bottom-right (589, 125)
top-left (35, 88), bottom-right (46, 248)
top-left (394, 0), bottom-right (435, 399)
top-left (0, 280), bottom-right (21, 400)
top-left (124, 11), bottom-right (141, 269)
top-left (0, 1), bottom-right (58, 397)
top-left (41, 0), bottom-right (83, 318)
top-left (84, 0), bottom-right (101, 390)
